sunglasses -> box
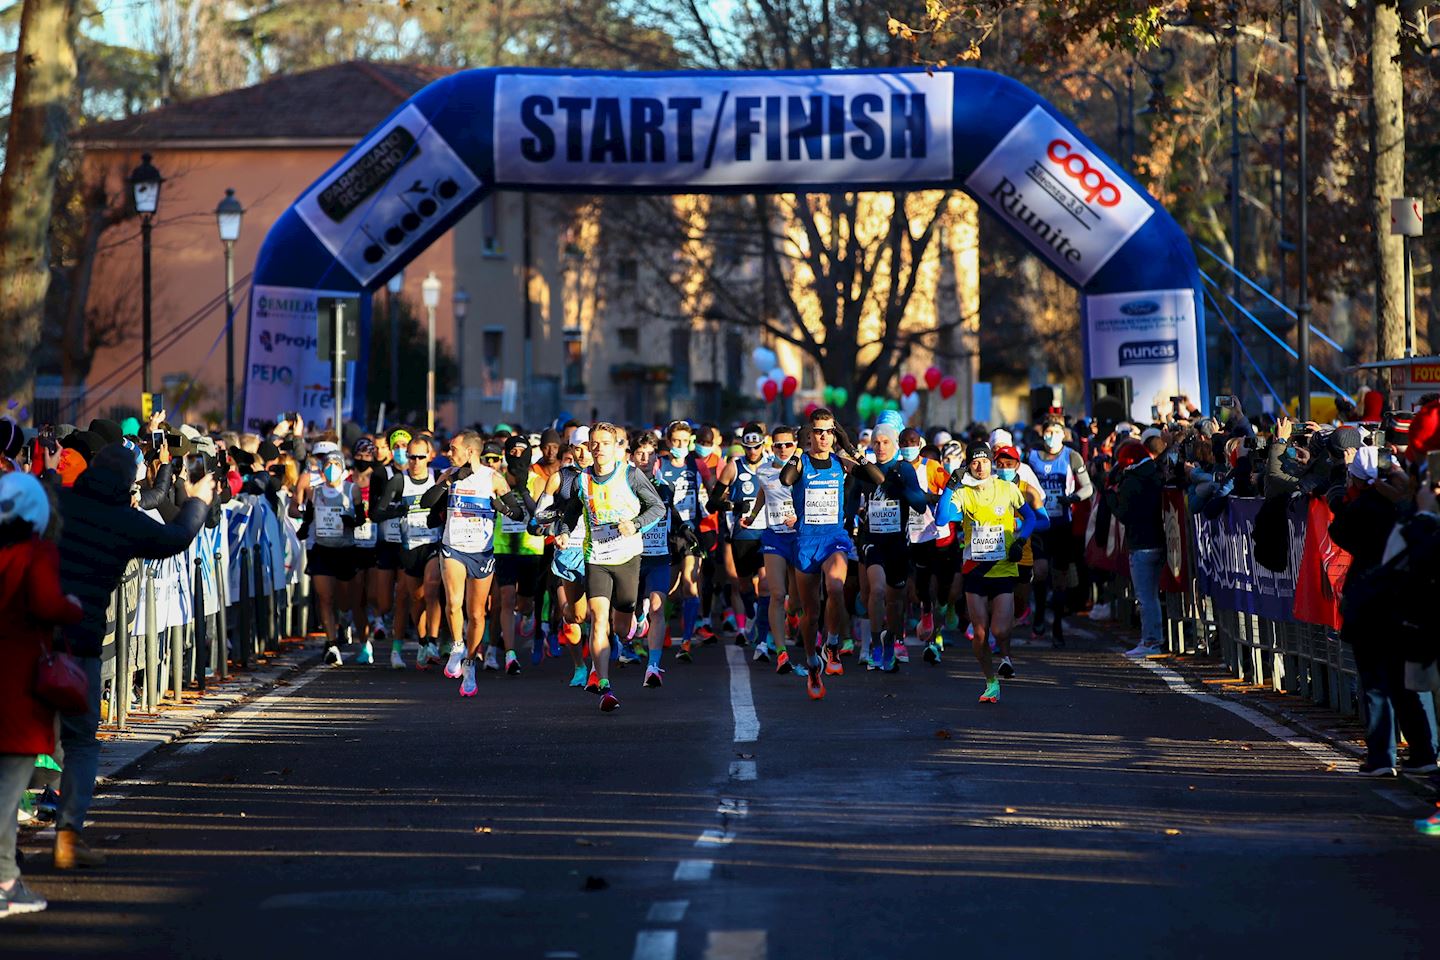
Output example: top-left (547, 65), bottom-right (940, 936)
top-left (482, 455), bottom-right (503, 464)
top-left (411, 455), bottom-right (430, 462)
top-left (773, 441), bottom-right (796, 449)
top-left (742, 442), bottom-right (765, 450)
top-left (812, 427), bottom-right (834, 436)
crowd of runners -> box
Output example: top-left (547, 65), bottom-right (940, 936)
top-left (288, 405), bottom-right (1103, 712)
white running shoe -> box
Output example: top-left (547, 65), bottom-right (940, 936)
top-left (425, 641), bottom-right (443, 664)
top-left (1126, 639), bottom-right (1163, 657)
top-left (483, 647), bottom-right (501, 672)
top-left (389, 648), bottom-right (406, 670)
top-left (325, 645), bottom-right (343, 666)
top-left (355, 640), bottom-right (374, 665)
top-left (1089, 602), bottom-right (1113, 622)
top-left (444, 641), bottom-right (466, 678)
top-left (460, 658), bottom-right (478, 697)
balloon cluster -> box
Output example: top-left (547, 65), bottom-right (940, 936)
top-left (752, 346), bottom-right (797, 404)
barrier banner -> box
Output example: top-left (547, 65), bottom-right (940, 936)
top-left (1293, 496), bottom-right (1352, 631)
top-left (1159, 488), bottom-right (1190, 593)
top-left (1192, 497), bottom-right (1300, 622)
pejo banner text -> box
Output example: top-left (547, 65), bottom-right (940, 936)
top-left (493, 73), bottom-right (955, 188)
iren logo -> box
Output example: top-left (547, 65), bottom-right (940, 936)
top-left (1119, 340), bottom-right (1178, 366)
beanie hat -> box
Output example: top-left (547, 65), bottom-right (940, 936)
top-left (0, 418), bottom-right (23, 458)
top-left (966, 441), bottom-right (994, 463)
top-left (0, 471), bottom-right (50, 535)
top-left (1328, 426), bottom-right (1363, 455)
top-left (80, 442), bottom-right (144, 502)
top-left (56, 448), bottom-right (88, 488)
top-left (872, 423), bottom-right (900, 445)
top-left (88, 418), bottom-right (124, 445)
top-left (876, 410), bottom-right (906, 431)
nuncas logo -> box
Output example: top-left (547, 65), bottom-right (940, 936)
top-left (1119, 340), bottom-right (1178, 366)
top-left (1120, 299), bottom-right (1160, 316)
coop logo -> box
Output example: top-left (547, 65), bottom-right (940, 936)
top-left (1119, 299), bottom-right (1160, 317)
top-left (249, 363), bottom-right (294, 385)
top-left (257, 329), bottom-right (319, 353)
top-left (495, 73), bottom-right (955, 187)
top-left (1046, 140), bottom-right (1121, 207)
top-left (1119, 340), bottom-right (1178, 366)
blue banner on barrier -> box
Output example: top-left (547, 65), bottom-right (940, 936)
top-left (1192, 497), bottom-right (1306, 623)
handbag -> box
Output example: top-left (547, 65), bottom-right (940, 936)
top-left (34, 630), bottom-right (91, 716)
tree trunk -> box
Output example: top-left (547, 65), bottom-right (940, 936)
top-left (1369, 0), bottom-right (1406, 363)
top-left (0, 0), bottom-right (81, 415)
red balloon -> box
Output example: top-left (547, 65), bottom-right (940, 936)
top-left (803, 402), bottom-right (820, 417)
top-left (924, 366), bottom-right (943, 390)
top-left (781, 375), bottom-right (798, 398)
top-left (762, 379), bottom-right (779, 403)
top-left (900, 374), bottom-right (917, 397)
top-left (939, 376), bottom-right (958, 400)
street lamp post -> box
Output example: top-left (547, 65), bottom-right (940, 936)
top-left (128, 154), bottom-right (163, 408)
top-left (386, 271), bottom-right (404, 419)
top-left (215, 188), bottom-right (244, 429)
top-left (422, 271), bottom-right (441, 433)
top-left (452, 287), bottom-right (470, 428)
top-left (1296, 0), bottom-right (1311, 421)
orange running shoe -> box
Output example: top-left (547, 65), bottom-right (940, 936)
top-left (585, 666), bottom-right (600, 694)
top-left (774, 649), bottom-right (792, 675)
top-left (823, 645), bottom-right (844, 676)
top-left (561, 622), bottom-right (583, 646)
top-left (806, 662), bottom-right (826, 700)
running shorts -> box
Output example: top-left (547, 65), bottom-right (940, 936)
top-left (861, 536), bottom-right (910, 589)
top-left (963, 570), bottom-right (1018, 598)
top-left (1017, 563), bottom-right (1034, 584)
top-left (350, 545), bottom-right (378, 572)
top-left (440, 545), bottom-right (495, 580)
top-left (376, 541), bottom-right (402, 572)
top-left (731, 538), bottom-right (765, 581)
top-left (760, 530), bottom-right (800, 567)
top-left (496, 553), bottom-right (544, 596)
top-left (400, 543), bottom-right (439, 579)
top-left (586, 556), bottom-right (640, 613)
top-left (640, 555), bottom-right (671, 598)
top-left (911, 539), bottom-right (955, 585)
top-left (307, 545), bottom-right (356, 581)
top-left (1040, 526), bottom-right (1076, 567)
top-left (794, 532), bottom-right (857, 576)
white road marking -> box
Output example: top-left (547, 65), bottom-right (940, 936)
top-left (725, 646), bottom-right (760, 743)
top-left (647, 900), bottom-right (690, 923)
top-left (695, 829), bottom-right (734, 847)
top-left (1127, 657), bottom-right (1355, 768)
top-left (717, 798), bottom-right (749, 817)
top-left (673, 859), bottom-right (715, 881)
top-left (171, 669), bottom-right (325, 756)
top-left (544, 953), bottom-right (581, 959)
top-left (1373, 788), bottom-right (1424, 811)
top-left (260, 886), bottom-right (521, 910)
top-left (703, 930), bottom-right (767, 960)
top-left (632, 931), bottom-right (678, 960)
top-left (728, 760), bottom-right (757, 781)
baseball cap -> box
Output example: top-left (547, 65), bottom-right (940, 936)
top-left (994, 444), bottom-right (1021, 462)
top-left (740, 422), bottom-right (766, 447)
top-left (1140, 427), bottom-right (1164, 443)
top-left (1115, 421), bottom-right (1137, 437)
top-left (313, 440), bottom-right (340, 457)
top-left (1348, 444), bottom-right (1378, 482)
top-left (571, 425), bottom-right (590, 445)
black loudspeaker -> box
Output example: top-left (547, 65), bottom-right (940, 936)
top-left (1091, 377), bottom-right (1132, 418)
top-left (1028, 386), bottom-right (1055, 422)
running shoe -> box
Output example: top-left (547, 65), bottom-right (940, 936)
top-left (460, 659), bottom-right (478, 697)
top-left (425, 642), bottom-right (443, 665)
top-left (775, 649), bottom-right (793, 675)
top-left (585, 667), bottom-right (601, 694)
top-left (839, 638), bottom-right (856, 658)
top-left (506, 650), bottom-right (521, 675)
top-left (1356, 762), bottom-right (1398, 777)
top-left (628, 609), bottom-right (648, 640)
top-left (0, 877), bottom-right (48, 917)
top-left (1126, 640), bottom-right (1163, 657)
top-left (633, 643), bottom-right (648, 659)
top-left (600, 684), bottom-right (620, 712)
top-left (823, 645), bottom-right (844, 676)
top-left (1415, 804), bottom-right (1440, 836)
top-left (696, 623), bottom-right (717, 644)
top-left (979, 678), bottom-right (1001, 703)
top-left (894, 640), bottom-right (910, 664)
top-left (483, 647), bottom-right (501, 672)
top-left (355, 640), bottom-right (374, 665)
top-left (325, 644), bottom-right (343, 667)
top-left (677, 640), bottom-right (693, 663)
top-left (944, 606), bottom-right (960, 631)
top-left (988, 635), bottom-right (999, 654)
top-left (722, 612), bottom-right (738, 633)
top-left (617, 642), bottom-right (641, 666)
top-left (1087, 602), bottom-right (1112, 622)
top-left (530, 636), bottom-right (545, 666)
top-left (444, 641), bottom-right (466, 678)
top-left (785, 614), bottom-right (801, 641)
top-left (997, 656), bottom-right (1015, 679)
top-left (1030, 620), bottom-right (1046, 641)
top-left (547, 629), bottom-right (563, 658)
top-left (389, 648), bottom-right (406, 670)
top-left (923, 642), bottom-right (941, 665)
top-left (733, 626), bottom-right (748, 648)
top-left (866, 646), bottom-right (880, 671)
top-left (881, 633), bottom-right (897, 673)
top-left (792, 657), bottom-right (807, 679)
top-left (933, 632), bottom-right (945, 653)
top-left (918, 613), bottom-right (935, 642)
top-left (569, 665), bottom-right (588, 688)
top-left (1013, 606), bottom-right (1031, 627)
top-left (753, 642), bottom-right (771, 663)
top-left (643, 666), bottom-right (665, 688)
top-left (806, 657), bottom-right (826, 700)
top-left (415, 643), bottom-right (431, 671)
top-left (371, 615), bottom-right (387, 641)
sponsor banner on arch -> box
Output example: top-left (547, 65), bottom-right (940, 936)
top-left (494, 72), bottom-right (955, 188)
top-left (244, 285), bottom-right (354, 432)
top-left (1084, 288), bottom-right (1202, 423)
top-left (965, 104), bottom-right (1153, 285)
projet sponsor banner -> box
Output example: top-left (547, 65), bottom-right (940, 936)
top-left (965, 105), bottom-right (1153, 285)
top-left (243, 285), bottom-right (354, 432)
top-left (1085, 288), bottom-right (1202, 422)
top-left (295, 105), bottom-right (483, 286)
top-left (1192, 497), bottom-right (1305, 623)
top-left (494, 72), bottom-right (955, 188)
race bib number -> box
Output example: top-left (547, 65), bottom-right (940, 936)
top-left (970, 523), bottom-right (1006, 562)
top-left (803, 485), bottom-right (839, 525)
top-left (868, 497), bottom-right (901, 534)
top-left (1044, 489), bottom-right (1062, 515)
top-left (592, 522), bottom-right (621, 543)
top-left (353, 519), bottom-right (376, 545)
top-left (315, 504), bottom-right (344, 540)
top-left (767, 495), bottom-right (795, 528)
top-left (500, 514), bottom-right (528, 534)
top-left (406, 507), bottom-right (441, 543)
top-left (642, 519), bottom-right (668, 554)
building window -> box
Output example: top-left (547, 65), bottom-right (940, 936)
top-left (617, 327), bottom-right (639, 351)
top-left (482, 197), bottom-right (503, 257)
top-left (563, 328), bottom-right (585, 396)
top-left (669, 327), bottom-right (691, 398)
top-left (480, 328), bottom-right (503, 398)
top-left (617, 258), bottom-right (638, 284)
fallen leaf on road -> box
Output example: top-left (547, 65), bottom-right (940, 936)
top-left (474, 826), bottom-right (493, 834)
top-left (934, 729), bottom-right (952, 740)
top-left (104, 834), bottom-right (122, 842)
top-left (1004, 808), bottom-right (1017, 814)
top-left (1164, 828), bottom-right (1181, 836)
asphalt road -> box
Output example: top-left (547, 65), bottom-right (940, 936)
top-left (6, 627), bottom-right (1437, 959)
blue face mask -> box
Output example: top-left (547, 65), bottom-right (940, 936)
top-left (1044, 435), bottom-right (1064, 452)
top-left (324, 464), bottom-right (343, 483)
top-left (392, 448), bottom-right (409, 467)
top-left (900, 446), bottom-right (920, 462)
top-left (997, 467), bottom-right (1018, 482)
top-left (772, 454), bottom-right (789, 467)
top-left (670, 446), bottom-right (688, 460)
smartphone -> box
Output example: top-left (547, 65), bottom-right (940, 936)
top-left (151, 430), bottom-right (166, 450)
top-left (1216, 396), bottom-right (1236, 409)
top-left (1373, 430), bottom-right (1392, 473)
top-left (1427, 451), bottom-right (1440, 484)
top-left (183, 453), bottom-right (209, 485)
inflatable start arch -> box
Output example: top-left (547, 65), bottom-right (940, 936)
top-left (243, 67), bottom-right (1205, 428)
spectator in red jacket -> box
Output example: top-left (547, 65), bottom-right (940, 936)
top-left (0, 471), bottom-right (84, 918)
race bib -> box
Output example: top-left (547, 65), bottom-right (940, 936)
top-left (767, 495), bottom-right (796, 529)
top-left (970, 523), bottom-right (1006, 562)
top-left (868, 497), bottom-right (901, 534)
top-left (315, 503), bottom-right (344, 540)
top-left (406, 506), bottom-right (441, 543)
top-left (353, 519), bottom-right (376, 546)
top-left (804, 485), bottom-right (840, 525)
top-left (500, 514), bottom-right (528, 534)
top-left (642, 519), bottom-right (668, 554)
top-left (1044, 489), bottom-right (1062, 515)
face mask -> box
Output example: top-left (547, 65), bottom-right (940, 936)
top-left (900, 446), bottom-right (920, 462)
top-left (1044, 435), bottom-right (1063, 452)
top-left (324, 464), bottom-right (343, 483)
top-left (997, 467), bottom-right (1017, 482)
top-left (670, 446), bottom-right (688, 460)
top-left (772, 453), bottom-right (789, 467)
top-left (696, 445), bottom-right (715, 458)
top-left (392, 448), bottom-right (409, 467)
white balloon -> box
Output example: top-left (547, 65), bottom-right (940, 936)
top-left (752, 347), bottom-right (777, 372)
top-left (900, 393), bottom-right (921, 416)
top-left (767, 366), bottom-right (785, 384)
